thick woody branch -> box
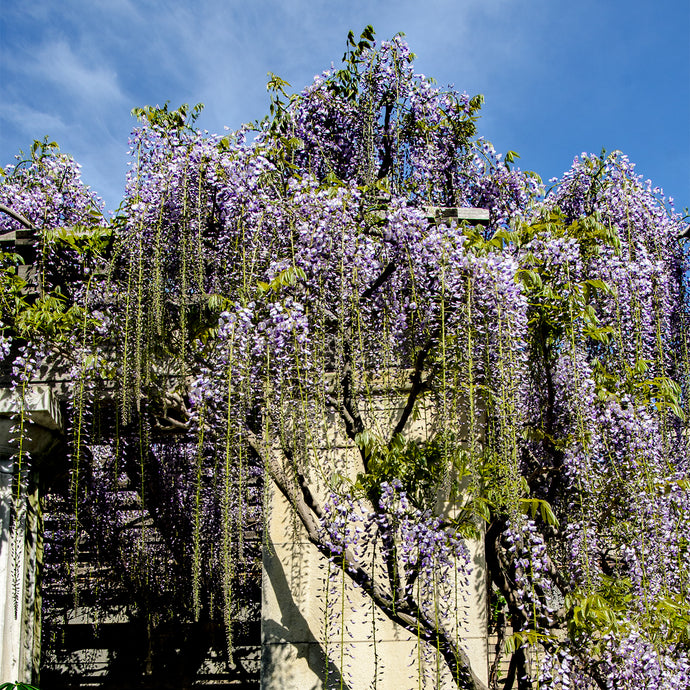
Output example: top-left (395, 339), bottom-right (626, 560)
top-left (340, 357), bottom-right (365, 441)
top-left (336, 343), bottom-right (370, 473)
top-left (390, 335), bottom-right (436, 442)
top-left (0, 203), bottom-right (37, 232)
top-left (377, 100), bottom-right (394, 180)
top-left (248, 428), bottom-right (486, 690)
top-left (360, 260), bottom-right (396, 301)
top-left (485, 519), bottom-right (529, 626)
top-left (154, 415), bottom-right (191, 432)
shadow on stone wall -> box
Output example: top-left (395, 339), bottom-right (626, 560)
top-left (262, 535), bottom-right (352, 690)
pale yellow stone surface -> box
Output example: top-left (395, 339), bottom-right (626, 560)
top-left (262, 639), bottom-right (462, 689)
top-left (263, 470), bottom-right (488, 687)
top-left (262, 385), bottom-right (488, 689)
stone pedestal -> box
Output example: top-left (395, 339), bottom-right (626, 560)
top-left (0, 385), bottom-right (62, 684)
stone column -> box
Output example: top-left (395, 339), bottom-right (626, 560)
top-left (261, 396), bottom-right (488, 689)
top-left (0, 386), bottom-right (62, 684)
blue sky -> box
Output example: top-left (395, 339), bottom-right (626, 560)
top-left (1, 0), bottom-right (688, 213)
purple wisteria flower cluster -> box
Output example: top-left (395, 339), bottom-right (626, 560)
top-left (0, 28), bottom-right (688, 690)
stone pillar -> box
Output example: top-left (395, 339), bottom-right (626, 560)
top-left (261, 397), bottom-right (488, 689)
top-left (0, 386), bottom-right (62, 684)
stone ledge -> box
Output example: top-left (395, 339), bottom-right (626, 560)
top-left (0, 384), bottom-right (62, 431)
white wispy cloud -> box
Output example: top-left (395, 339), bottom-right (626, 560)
top-left (31, 39), bottom-right (125, 105)
top-left (1, 0), bottom-right (686, 209)
top-left (0, 102), bottom-right (66, 138)
top-left (143, 0), bottom-right (542, 132)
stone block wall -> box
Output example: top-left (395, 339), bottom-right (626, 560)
top-left (261, 393), bottom-right (489, 689)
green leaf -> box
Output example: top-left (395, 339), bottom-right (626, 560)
top-left (518, 497), bottom-right (559, 526)
top-left (504, 150), bottom-right (520, 170)
top-left (584, 278), bottom-right (612, 293)
top-left (504, 629), bottom-right (552, 654)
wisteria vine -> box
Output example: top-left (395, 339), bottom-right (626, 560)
top-left (0, 28), bottom-right (688, 690)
